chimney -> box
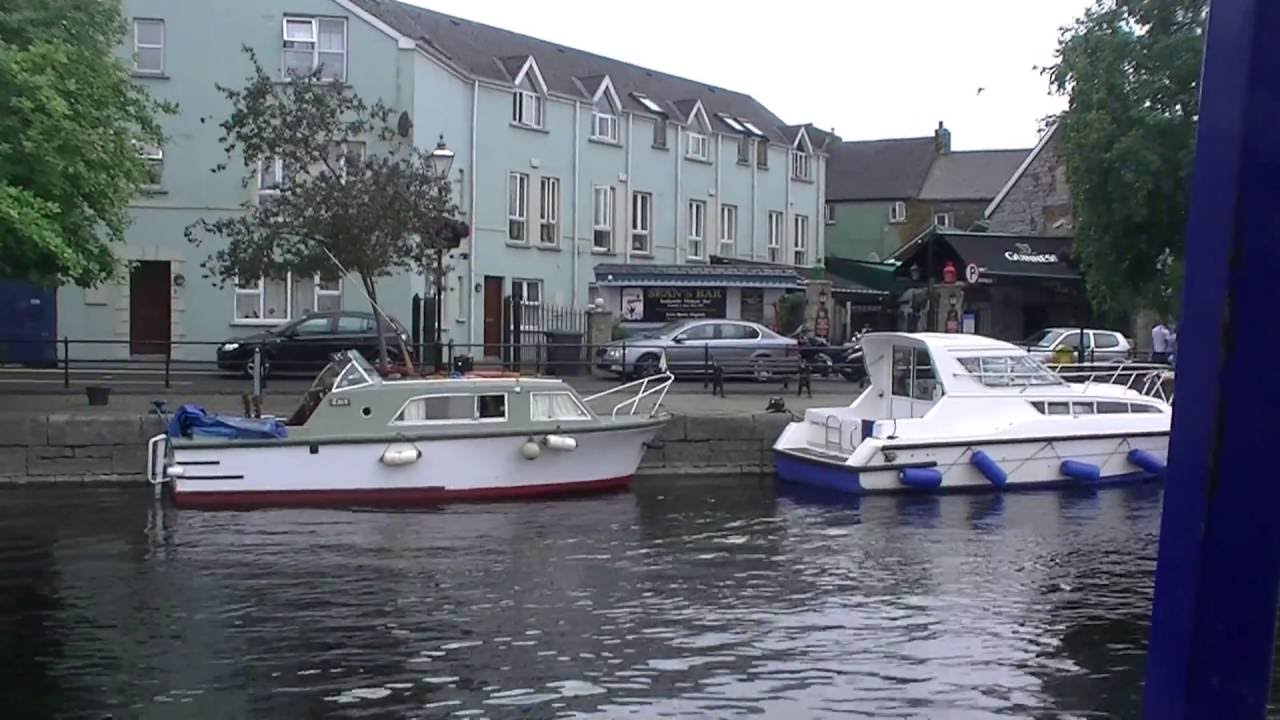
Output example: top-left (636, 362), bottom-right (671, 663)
top-left (934, 121), bottom-right (951, 155)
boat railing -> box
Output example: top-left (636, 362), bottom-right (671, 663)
top-left (146, 433), bottom-right (169, 485)
top-left (1048, 362), bottom-right (1175, 403)
top-left (581, 372), bottom-right (675, 420)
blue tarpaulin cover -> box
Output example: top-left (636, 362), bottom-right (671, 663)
top-left (166, 404), bottom-right (287, 440)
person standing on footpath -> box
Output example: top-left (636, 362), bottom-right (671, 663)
top-left (1151, 319), bottom-right (1173, 365)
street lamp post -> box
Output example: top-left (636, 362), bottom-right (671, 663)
top-left (427, 135), bottom-right (455, 371)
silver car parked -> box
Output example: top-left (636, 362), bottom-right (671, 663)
top-left (596, 319), bottom-right (797, 378)
top-left (1023, 327), bottom-right (1133, 364)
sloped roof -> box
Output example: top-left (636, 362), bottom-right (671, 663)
top-left (352, 0), bottom-right (795, 143)
top-left (986, 122), bottom-right (1061, 217)
top-left (826, 136), bottom-right (937, 201)
top-left (918, 149), bottom-right (1029, 201)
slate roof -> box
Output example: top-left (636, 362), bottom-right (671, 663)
top-left (918, 149), bottom-right (1029, 201)
top-left (825, 136), bottom-right (938, 201)
top-left (353, 0), bottom-right (797, 144)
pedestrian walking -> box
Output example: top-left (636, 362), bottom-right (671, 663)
top-left (1151, 319), bottom-right (1173, 365)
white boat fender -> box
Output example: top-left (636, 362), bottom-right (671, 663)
top-left (165, 464), bottom-right (186, 478)
top-left (543, 434), bottom-right (577, 452)
top-left (381, 443), bottom-right (421, 466)
top-left (520, 439), bottom-right (542, 460)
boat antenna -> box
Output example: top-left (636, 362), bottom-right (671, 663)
top-left (317, 246), bottom-right (414, 373)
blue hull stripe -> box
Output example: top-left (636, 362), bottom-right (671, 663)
top-left (773, 450), bottom-right (1160, 495)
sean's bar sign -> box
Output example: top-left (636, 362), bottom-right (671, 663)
top-left (627, 287), bottom-right (726, 321)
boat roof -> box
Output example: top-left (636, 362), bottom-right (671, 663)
top-left (863, 332), bottom-right (1023, 356)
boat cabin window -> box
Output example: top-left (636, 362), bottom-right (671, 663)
top-left (530, 392), bottom-right (591, 421)
top-left (1030, 400), bottom-right (1158, 416)
top-left (394, 393), bottom-right (508, 424)
top-left (892, 346), bottom-right (944, 401)
top-left (1097, 401), bottom-right (1130, 414)
top-left (958, 356), bottom-right (1064, 387)
top-left (334, 362), bottom-right (373, 391)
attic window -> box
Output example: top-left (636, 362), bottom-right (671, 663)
top-left (591, 94), bottom-right (619, 143)
top-left (717, 113), bottom-right (747, 133)
top-left (740, 119), bottom-right (766, 136)
top-left (631, 92), bottom-right (665, 115)
top-left (512, 89), bottom-right (544, 128)
top-left (791, 149), bottom-right (812, 181)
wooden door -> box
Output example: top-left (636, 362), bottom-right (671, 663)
top-left (483, 276), bottom-right (503, 357)
top-left (129, 261), bottom-right (170, 355)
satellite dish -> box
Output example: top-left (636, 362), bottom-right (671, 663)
top-left (397, 111), bottom-right (412, 138)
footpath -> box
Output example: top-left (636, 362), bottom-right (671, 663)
top-left (0, 379), bottom-right (857, 484)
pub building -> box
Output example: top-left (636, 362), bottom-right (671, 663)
top-left (887, 229), bottom-right (1087, 341)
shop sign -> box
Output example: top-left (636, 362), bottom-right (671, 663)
top-left (624, 286), bottom-right (726, 321)
top-left (1004, 243), bottom-right (1060, 264)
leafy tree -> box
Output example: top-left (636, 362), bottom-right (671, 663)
top-left (0, 0), bottom-right (173, 286)
top-left (1048, 0), bottom-right (1206, 316)
top-left (186, 49), bottom-right (466, 367)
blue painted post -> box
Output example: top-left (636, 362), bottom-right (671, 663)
top-left (1143, 0), bottom-right (1280, 715)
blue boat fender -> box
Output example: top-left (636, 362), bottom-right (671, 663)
top-left (1060, 459), bottom-right (1101, 483)
top-left (1127, 448), bottom-right (1166, 475)
top-left (900, 467), bottom-right (943, 490)
top-left (970, 450), bottom-right (1008, 487)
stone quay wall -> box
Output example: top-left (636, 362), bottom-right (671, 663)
top-left (0, 412), bottom-right (790, 484)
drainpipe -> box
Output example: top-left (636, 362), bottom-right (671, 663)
top-left (751, 139), bottom-right (758, 261)
top-left (714, 133), bottom-right (722, 258)
top-left (572, 101), bottom-right (580, 308)
top-left (785, 145), bottom-right (792, 265)
top-left (625, 113), bottom-right (633, 264)
top-left (675, 126), bottom-right (682, 263)
top-left (468, 79), bottom-right (479, 345)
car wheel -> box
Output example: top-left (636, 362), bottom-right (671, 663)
top-left (631, 354), bottom-right (662, 380)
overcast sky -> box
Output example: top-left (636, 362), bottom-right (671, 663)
top-left (401, 0), bottom-right (1093, 151)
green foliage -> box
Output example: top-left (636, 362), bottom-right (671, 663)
top-left (1049, 0), bottom-right (1206, 316)
top-left (0, 0), bottom-right (173, 286)
top-left (186, 49), bottom-right (466, 363)
top-left (775, 293), bottom-right (808, 334)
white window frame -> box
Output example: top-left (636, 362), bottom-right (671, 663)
top-left (512, 90), bottom-right (544, 128)
top-left (768, 211), bottom-right (784, 263)
top-left (232, 273), bottom-right (341, 325)
top-left (688, 199), bottom-right (706, 260)
top-left (592, 185), bottom-right (615, 252)
top-left (508, 172), bottom-right (529, 243)
top-left (538, 176), bottom-right (559, 247)
top-left (825, 203), bottom-right (837, 225)
top-left (282, 16), bottom-right (347, 82)
top-left (592, 108), bottom-right (619, 142)
top-left (890, 201), bottom-right (907, 224)
top-left (631, 191), bottom-right (652, 255)
top-left (132, 18), bottom-right (164, 74)
top-left (529, 392), bottom-right (592, 422)
top-left (256, 157), bottom-right (287, 207)
top-left (512, 278), bottom-right (542, 330)
top-left (138, 144), bottom-right (164, 188)
top-left (793, 214), bottom-right (809, 266)
top-left (719, 204), bottom-right (738, 256)
top-left (934, 212), bottom-right (953, 228)
top-left (791, 150), bottom-right (812, 181)
top-left (392, 393), bottom-right (509, 426)
top-left (687, 132), bottom-right (709, 161)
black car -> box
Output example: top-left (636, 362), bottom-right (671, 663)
top-left (216, 311), bottom-right (412, 377)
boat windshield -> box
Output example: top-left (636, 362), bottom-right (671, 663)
top-left (957, 355), bottom-right (1065, 387)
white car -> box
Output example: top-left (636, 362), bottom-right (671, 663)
top-left (1023, 328), bottom-right (1132, 364)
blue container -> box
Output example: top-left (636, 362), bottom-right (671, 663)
top-left (0, 280), bottom-right (57, 366)
top-left (900, 467), bottom-right (943, 490)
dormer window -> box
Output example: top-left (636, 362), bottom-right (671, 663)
top-left (591, 97), bottom-right (619, 143)
top-left (680, 100), bottom-right (713, 162)
top-left (791, 149), bottom-right (812, 181)
top-left (512, 89), bottom-right (544, 128)
top-left (687, 132), bottom-right (709, 161)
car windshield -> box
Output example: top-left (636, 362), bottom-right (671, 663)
top-left (957, 355), bottom-right (1065, 386)
top-left (1023, 329), bottom-right (1063, 347)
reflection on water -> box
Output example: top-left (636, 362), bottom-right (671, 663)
top-left (0, 479), bottom-right (1171, 718)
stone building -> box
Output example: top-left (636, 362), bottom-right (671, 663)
top-left (984, 123), bottom-right (1074, 236)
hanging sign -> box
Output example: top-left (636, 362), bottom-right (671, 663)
top-left (639, 287), bottom-right (726, 321)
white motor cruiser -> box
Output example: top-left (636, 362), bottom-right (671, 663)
top-left (772, 333), bottom-right (1171, 493)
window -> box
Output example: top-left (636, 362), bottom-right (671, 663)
top-left (508, 172), bottom-right (528, 243)
top-left (768, 211), bottom-right (784, 263)
top-left (632, 93), bottom-right (665, 114)
top-left (512, 90), bottom-right (544, 128)
top-left (335, 315), bottom-right (373, 333)
top-left (890, 201), bottom-right (907, 223)
top-left (235, 274), bottom-right (341, 323)
top-left (719, 204), bottom-right (738, 256)
top-left (327, 141), bottom-right (365, 178)
top-left (688, 200), bottom-right (706, 260)
top-left (1046, 402), bottom-right (1071, 416)
top-left (138, 144), bottom-right (163, 187)
top-left (891, 346), bottom-right (943, 401)
top-left (1096, 401), bottom-right (1130, 414)
top-left (718, 323), bottom-right (760, 340)
top-left (538, 177), bottom-right (559, 246)
top-left (1092, 332), bottom-right (1121, 349)
top-left (676, 323), bottom-right (715, 341)
top-left (958, 356), bottom-right (1064, 387)
top-left (934, 212), bottom-right (952, 228)
top-left (825, 203), bottom-right (836, 225)
top-left (592, 186), bottom-right (615, 252)
top-left (293, 316), bottom-right (331, 335)
top-left (132, 19), bottom-right (164, 74)
top-left (631, 191), bottom-right (652, 254)
top-left (478, 394), bottom-right (507, 419)
top-left (653, 118), bottom-right (668, 149)
top-left (283, 17), bottom-right (346, 81)
top-left (791, 150), bottom-right (812, 180)
top-left (756, 140), bottom-right (769, 169)
top-left (737, 137), bottom-right (751, 164)
top-left (592, 103), bottom-right (619, 142)
top-left (395, 394), bottom-right (506, 424)
top-left (512, 279), bottom-right (541, 329)
top-left (531, 392), bottom-right (591, 421)
top-left (257, 157), bottom-right (288, 208)
top-left (792, 214), bottom-right (809, 265)
top-left (687, 132), bottom-right (709, 161)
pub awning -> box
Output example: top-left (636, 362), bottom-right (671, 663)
top-left (891, 230), bottom-right (1080, 282)
top-left (594, 263), bottom-right (801, 289)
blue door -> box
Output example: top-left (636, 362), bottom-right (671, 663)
top-left (0, 280), bottom-right (57, 366)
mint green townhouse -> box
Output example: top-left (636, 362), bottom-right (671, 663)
top-left (61, 0), bottom-right (828, 361)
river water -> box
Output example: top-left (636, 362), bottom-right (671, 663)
top-left (1, 479), bottom-right (1167, 719)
